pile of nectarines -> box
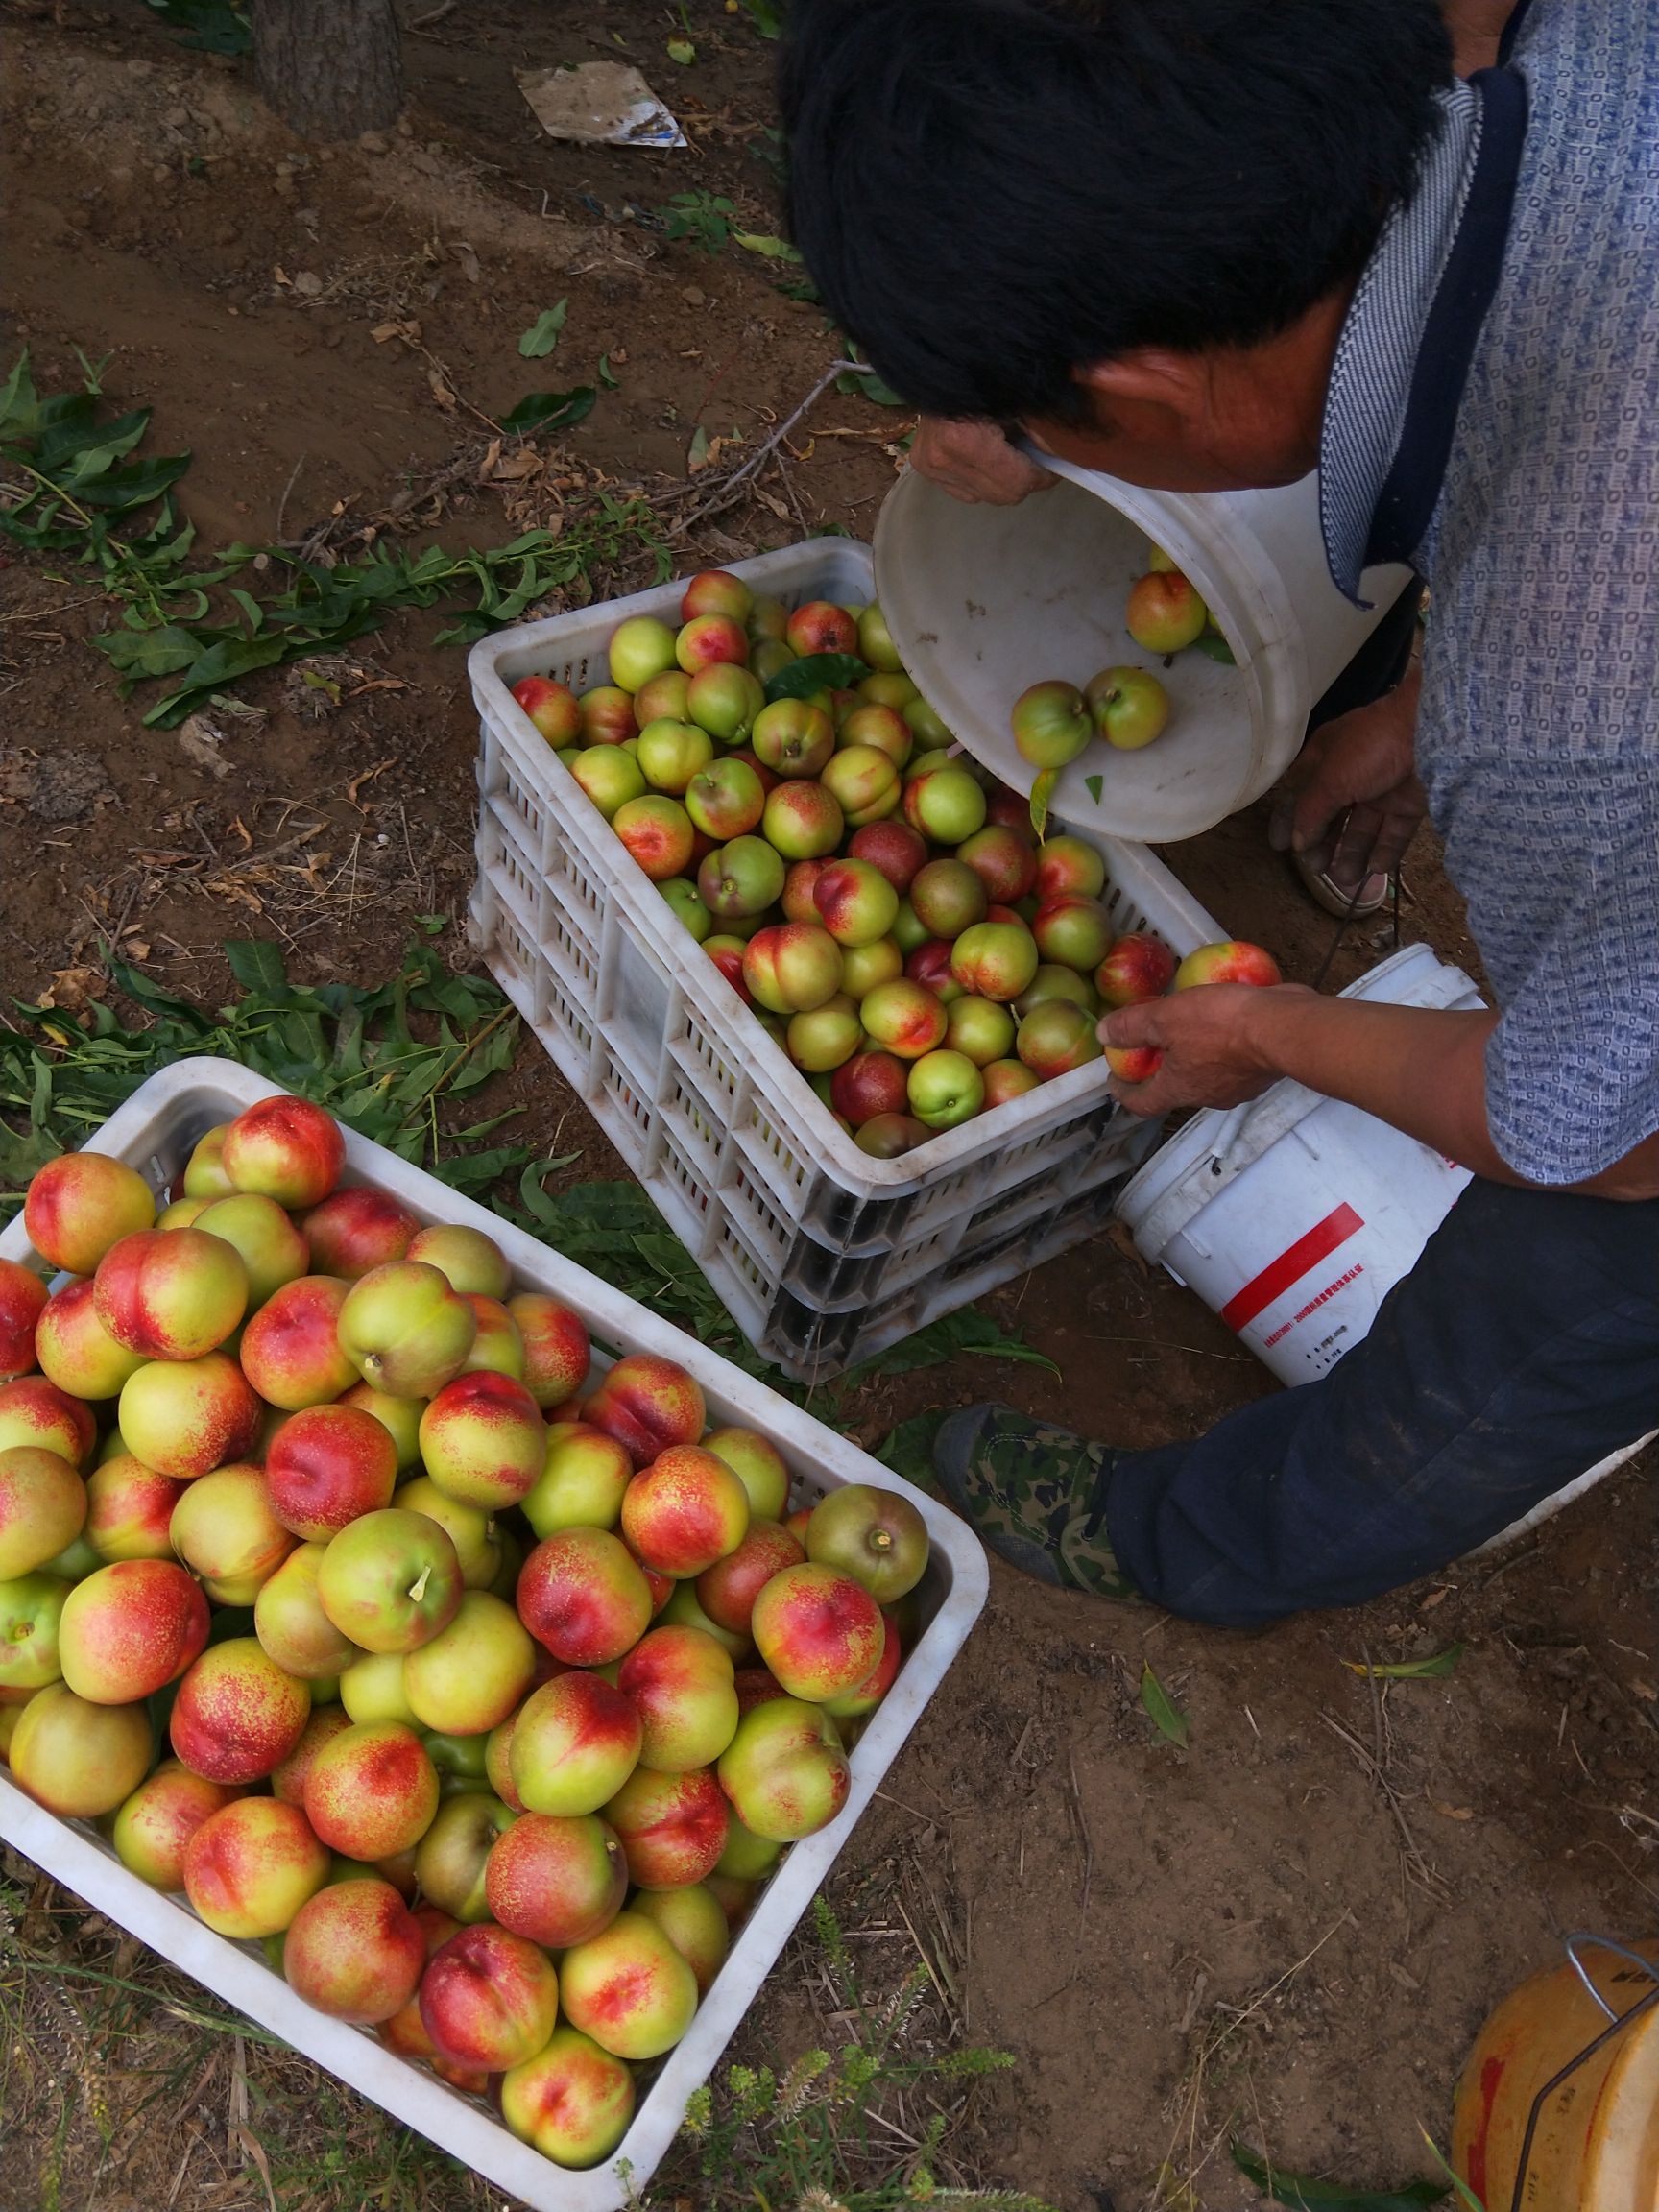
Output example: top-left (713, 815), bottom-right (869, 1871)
top-left (0, 1093), bottom-right (931, 2171)
top-left (513, 569), bottom-right (1277, 1138)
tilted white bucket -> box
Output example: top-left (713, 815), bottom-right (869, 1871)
top-left (1114, 943), bottom-right (1655, 1544)
top-left (874, 460), bottom-right (1413, 844)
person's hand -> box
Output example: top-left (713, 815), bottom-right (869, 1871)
top-left (1267, 667), bottom-right (1426, 893)
top-left (909, 418), bottom-right (1054, 505)
top-left (1099, 983), bottom-right (1314, 1117)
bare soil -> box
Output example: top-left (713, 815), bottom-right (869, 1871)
top-left (1, 7), bottom-right (1653, 2209)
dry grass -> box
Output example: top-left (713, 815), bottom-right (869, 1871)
top-left (0, 1847), bottom-right (497, 2212)
top-left (0, 1832), bottom-right (1022, 2212)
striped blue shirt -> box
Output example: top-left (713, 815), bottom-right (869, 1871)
top-left (1317, 3), bottom-right (1659, 1184)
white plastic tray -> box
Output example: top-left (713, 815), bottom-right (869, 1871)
top-left (0, 1059), bottom-right (988, 2211)
top-left (468, 539), bottom-right (1224, 1379)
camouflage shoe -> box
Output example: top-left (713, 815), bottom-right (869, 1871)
top-left (932, 1403), bottom-right (1142, 1602)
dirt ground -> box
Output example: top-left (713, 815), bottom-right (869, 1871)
top-left (1, 6), bottom-right (1654, 2209)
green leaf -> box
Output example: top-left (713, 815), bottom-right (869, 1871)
top-left (1190, 632), bottom-right (1238, 665)
top-left (597, 352), bottom-right (620, 390)
top-left (517, 1154), bottom-right (585, 1227)
top-left (499, 386), bottom-right (596, 437)
top-left (94, 623), bottom-right (204, 680)
top-left (846, 1307), bottom-right (1057, 1384)
top-left (733, 232), bottom-right (803, 263)
top-left (0, 350), bottom-right (39, 437)
top-left (224, 940), bottom-right (288, 995)
top-left (141, 0), bottom-right (252, 55)
top-left (1418, 2131), bottom-right (1486, 2211)
top-left (834, 363), bottom-right (906, 407)
top-left (1084, 773), bottom-right (1104, 805)
top-left (431, 615), bottom-right (491, 648)
top-left (1341, 1646), bottom-right (1464, 1680)
top-left (517, 302), bottom-right (569, 359)
top-left (1231, 2145), bottom-right (1448, 2211)
top-left (660, 192), bottom-right (735, 253)
top-left (665, 36), bottom-right (695, 63)
top-left (143, 633), bottom-right (295, 726)
top-left (733, 0), bottom-right (781, 34)
top-left (763, 653), bottom-right (870, 703)
top-left (1140, 1663), bottom-right (1190, 1749)
top-left (74, 451), bottom-right (193, 510)
top-left (58, 409), bottom-right (152, 480)
top-left (1028, 766), bottom-right (1059, 841)
top-left (873, 1411), bottom-right (946, 1492)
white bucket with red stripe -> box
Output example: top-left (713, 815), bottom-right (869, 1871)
top-left (1114, 942), bottom-right (1659, 1545)
top-left (1114, 944), bottom-right (1481, 1383)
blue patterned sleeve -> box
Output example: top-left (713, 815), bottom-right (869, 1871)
top-left (1470, 757), bottom-right (1659, 1184)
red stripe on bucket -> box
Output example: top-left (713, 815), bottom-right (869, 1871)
top-left (1221, 1203), bottom-right (1364, 1333)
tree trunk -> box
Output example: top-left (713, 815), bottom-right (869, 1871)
top-left (252, 0), bottom-right (403, 143)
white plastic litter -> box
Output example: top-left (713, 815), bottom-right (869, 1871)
top-left (516, 62), bottom-right (685, 149)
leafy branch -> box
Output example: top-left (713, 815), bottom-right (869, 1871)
top-left (0, 936), bottom-right (538, 1210)
top-left (0, 351), bottom-right (668, 728)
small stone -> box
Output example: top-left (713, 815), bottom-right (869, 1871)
top-left (292, 271), bottom-right (323, 298)
top-left (163, 104), bottom-right (189, 128)
top-left (214, 222), bottom-right (238, 246)
top-left (357, 130), bottom-right (388, 154)
top-left (67, 206), bottom-right (92, 230)
top-left (682, 285), bottom-right (706, 307)
top-left (4, 747), bottom-right (116, 823)
top-left (127, 57), bottom-right (154, 77)
top-left (396, 115), bottom-right (415, 137)
top-left (152, 164), bottom-right (172, 185)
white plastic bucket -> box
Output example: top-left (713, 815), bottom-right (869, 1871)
top-left (1114, 944), bottom-right (1657, 1546)
top-left (1115, 944), bottom-right (1481, 1384)
top-left (873, 460), bottom-right (1414, 844)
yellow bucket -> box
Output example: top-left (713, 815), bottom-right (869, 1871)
top-left (1452, 1936), bottom-right (1659, 2211)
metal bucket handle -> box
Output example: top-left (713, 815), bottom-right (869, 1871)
top-left (1506, 1933), bottom-right (1659, 2212)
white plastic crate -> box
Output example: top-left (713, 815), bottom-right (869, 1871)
top-left (469, 541), bottom-right (1224, 1380)
top-left (0, 1059), bottom-right (988, 2212)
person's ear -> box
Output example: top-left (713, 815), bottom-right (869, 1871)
top-left (1072, 350), bottom-right (1212, 427)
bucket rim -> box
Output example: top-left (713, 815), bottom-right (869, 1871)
top-left (1113, 943), bottom-right (1483, 1242)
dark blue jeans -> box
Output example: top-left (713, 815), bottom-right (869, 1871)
top-left (1106, 1178), bottom-right (1659, 1625)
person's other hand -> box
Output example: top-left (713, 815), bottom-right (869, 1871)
top-left (910, 418), bottom-right (1054, 505)
top-left (1267, 668), bottom-right (1426, 893)
top-left (1098, 984), bottom-right (1311, 1117)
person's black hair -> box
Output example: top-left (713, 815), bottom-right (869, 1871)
top-left (781, 0), bottom-right (1453, 422)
